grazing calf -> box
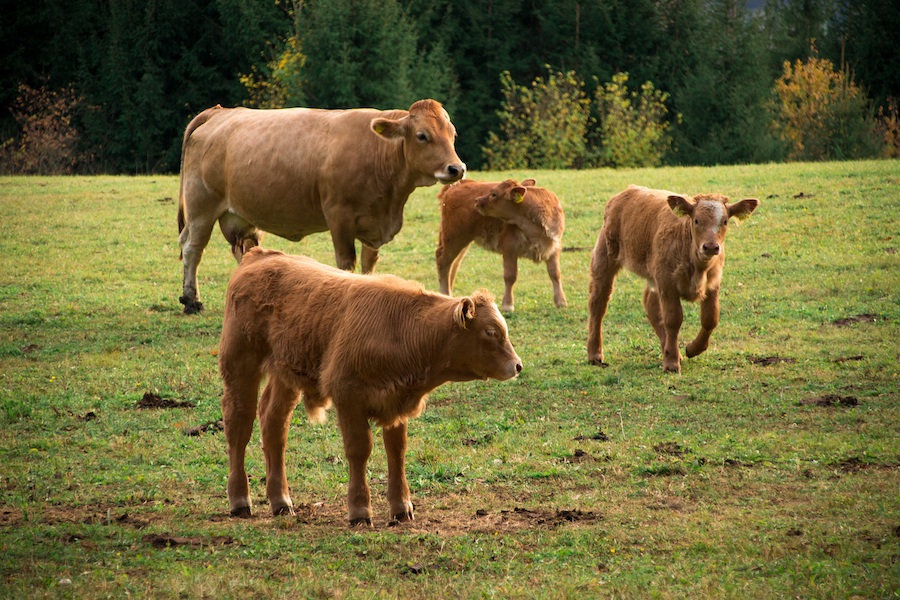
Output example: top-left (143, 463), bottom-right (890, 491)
top-left (436, 178), bottom-right (567, 312)
top-left (219, 248), bottom-right (522, 525)
top-left (587, 185), bottom-right (759, 373)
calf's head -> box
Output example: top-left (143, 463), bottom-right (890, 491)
top-left (667, 193), bottom-right (759, 263)
top-left (370, 99), bottom-right (466, 186)
top-left (449, 291), bottom-right (523, 381)
top-left (474, 178), bottom-right (537, 218)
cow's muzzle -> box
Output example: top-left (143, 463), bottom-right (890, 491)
top-left (438, 163), bottom-right (466, 183)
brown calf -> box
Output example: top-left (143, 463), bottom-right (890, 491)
top-left (587, 185), bottom-right (759, 373)
top-left (219, 248), bottom-right (522, 525)
top-left (436, 178), bottom-right (567, 312)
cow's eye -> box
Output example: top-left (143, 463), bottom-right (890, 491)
top-left (485, 328), bottom-right (498, 338)
top-left (416, 131), bottom-right (429, 142)
top-left (694, 218), bottom-right (699, 225)
top-left (723, 219), bottom-right (728, 226)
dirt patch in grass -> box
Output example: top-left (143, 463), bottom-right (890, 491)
top-left (185, 420), bottom-right (224, 436)
top-left (654, 442), bottom-right (690, 456)
top-left (749, 355), bottom-right (797, 366)
top-left (143, 533), bottom-right (239, 548)
top-left (137, 392), bottom-right (195, 409)
top-left (799, 394), bottom-right (860, 407)
top-left (832, 313), bottom-right (883, 326)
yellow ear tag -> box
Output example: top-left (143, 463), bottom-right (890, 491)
top-left (515, 192), bottom-right (525, 203)
top-left (373, 123), bottom-right (385, 134)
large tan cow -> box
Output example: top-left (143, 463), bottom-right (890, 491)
top-left (219, 248), bottom-right (522, 525)
top-left (177, 99), bottom-right (466, 313)
top-left (435, 178), bottom-right (567, 312)
top-left (587, 185), bottom-right (759, 373)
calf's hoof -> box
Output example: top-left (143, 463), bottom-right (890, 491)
top-left (662, 362), bottom-right (681, 374)
top-left (179, 296), bottom-right (203, 314)
top-left (685, 343), bottom-right (706, 358)
top-left (588, 355), bottom-right (609, 368)
top-left (230, 506), bottom-right (252, 518)
top-left (391, 508), bottom-right (415, 523)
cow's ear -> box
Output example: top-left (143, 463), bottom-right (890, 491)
top-left (728, 198), bottom-right (759, 221)
top-left (521, 178), bottom-right (536, 187)
top-left (453, 297), bottom-right (476, 329)
top-left (371, 116), bottom-right (406, 139)
top-left (513, 186), bottom-right (527, 203)
top-left (667, 195), bottom-right (694, 217)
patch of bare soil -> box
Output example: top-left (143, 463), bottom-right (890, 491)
top-left (799, 394), bottom-right (860, 407)
top-left (832, 313), bottom-right (883, 326)
top-left (574, 431), bottom-right (610, 442)
top-left (185, 420), bottom-right (224, 436)
top-left (832, 355), bottom-right (864, 363)
top-left (142, 533), bottom-right (238, 548)
top-left (749, 355), bottom-right (797, 366)
top-left (137, 392), bottom-right (195, 409)
top-left (654, 442), bottom-right (690, 456)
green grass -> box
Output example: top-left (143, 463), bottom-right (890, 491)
top-left (1, 161), bottom-right (898, 598)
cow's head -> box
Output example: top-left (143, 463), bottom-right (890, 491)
top-left (474, 178), bottom-right (537, 217)
top-left (370, 99), bottom-right (466, 186)
top-left (668, 193), bottom-right (760, 263)
top-left (450, 290), bottom-right (522, 381)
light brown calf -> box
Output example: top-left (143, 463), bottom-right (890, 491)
top-left (435, 178), bottom-right (567, 312)
top-left (587, 185), bottom-right (759, 373)
top-left (219, 248), bottom-right (522, 525)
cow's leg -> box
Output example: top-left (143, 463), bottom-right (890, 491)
top-left (258, 375), bottom-right (301, 516)
top-left (587, 238), bottom-right (619, 366)
top-left (327, 218), bottom-right (358, 271)
top-left (501, 251), bottom-right (518, 312)
top-left (361, 245), bottom-right (380, 274)
top-left (642, 286), bottom-right (667, 346)
top-left (383, 419), bottom-right (413, 522)
top-left (447, 246), bottom-right (470, 294)
top-left (546, 248), bottom-right (568, 308)
top-left (179, 215), bottom-right (217, 314)
top-left (686, 288), bottom-right (719, 358)
top-left (336, 405), bottom-right (374, 526)
top-left (221, 366), bottom-right (262, 517)
top-left (657, 290), bottom-right (684, 373)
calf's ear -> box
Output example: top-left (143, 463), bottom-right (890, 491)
top-left (667, 195), bottom-right (694, 217)
top-left (521, 178), bottom-right (536, 187)
top-left (371, 116), bottom-right (406, 139)
top-left (728, 198), bottom-right (760, 221)
top-left (453, 297), bottom-right (476, 329)
top-left (513, 186), bottom-right (527, 203)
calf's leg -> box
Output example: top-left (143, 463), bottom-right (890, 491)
top-left (221, 368), bottom-right (262, 517)
top-left (258, 375), bottom-right (301, 516)
top-left (658, 290), bottom-right (684, 373)
top-left (587, 238), bottom-right (619, 366)
top-left (436, 237), bottom-right (470, 295)
top-left (383, 419), bottom-right (414, 521)
top-left (685, 288), bottom-right (719, 358)
top-left (545, 248), bottom-right (568, 308)
top-left (501, 251), bottom-right (518, 312)
top-left (336, 405), bottom-right (374, 526)
top-left (642, 286), bottom-right (667, 347)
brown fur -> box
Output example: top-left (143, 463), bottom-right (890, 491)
top-left (587, 185), bottom-right (759, 373)
top-left (218, 248), bottom-right (521, 525)
top-left (435, 178), bottom-right (567, 312)
top-left (177, 100), bottom-right (466, 314)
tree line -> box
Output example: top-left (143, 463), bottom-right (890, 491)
top-left (1, 0), bottom-right (897, 174)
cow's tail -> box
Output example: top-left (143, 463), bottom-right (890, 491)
top-left (178, 105), bottom-right (224, 259)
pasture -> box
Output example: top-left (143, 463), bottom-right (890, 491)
top-left (0, 160), bottom-right (898, 598)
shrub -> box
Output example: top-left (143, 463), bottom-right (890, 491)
top-left (592, 72), bottom-right (677, 168)
top-left (772, 54), bottom-right (878, 161)
top-left (2, 82), bottom-right (85, 174)
top-left (874, 97), bottom-right (900, 158)
top-left (482, 68), bottom-right (591, 170)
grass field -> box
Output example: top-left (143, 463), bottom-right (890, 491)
top-left (0, 160), bottom-right (898, 598)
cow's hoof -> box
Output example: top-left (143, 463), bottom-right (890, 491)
top-left (588, 357), bottom-right (609, 368)
top-left (230, 506), bottom-right (252, 518)
top-left (179, 296), bottom-right (203, 314)
top-left (349, 517), bottom-right (373, 528)
top-left (663, 364), bottom-right (681, 374)
top-left (391, 510), bottom-right (415, 523)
